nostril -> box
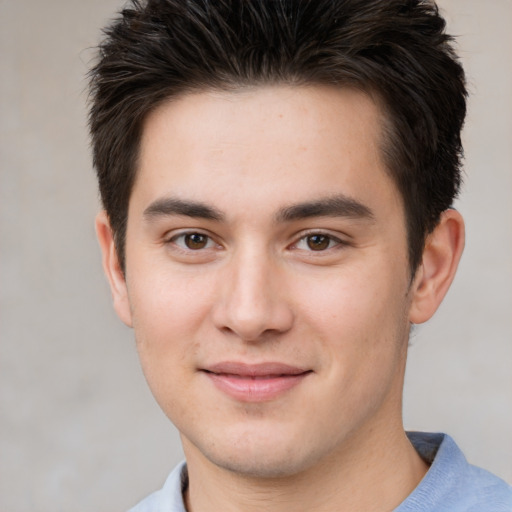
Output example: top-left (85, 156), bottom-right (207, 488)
top-left (210, 265), bottom-right (294, 340)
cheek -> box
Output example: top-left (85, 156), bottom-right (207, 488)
top-left (129, 268), bottom-right (214, 340)
top-left (127, 270), bottom-right (215, 398)
top-left (293, 259), bottom-right (410, 366)
top-left (298, 264), bottom-right (402, 326)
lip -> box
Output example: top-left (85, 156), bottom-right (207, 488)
top-left (202, 362), bottom-right (311, 402)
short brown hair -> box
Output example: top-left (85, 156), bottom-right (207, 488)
top-left (89, 0), bottom-right (467, 273)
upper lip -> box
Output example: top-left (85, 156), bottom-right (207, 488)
top-left (203, 362), bottom-right (310, 377)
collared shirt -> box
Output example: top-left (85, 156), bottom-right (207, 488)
top-left (129, 432), bottom-right (512, 512)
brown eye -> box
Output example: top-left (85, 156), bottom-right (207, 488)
top-left (184, 233), bottom-right (209, 250)
top-left (306, 234), bottom-right (331, 251)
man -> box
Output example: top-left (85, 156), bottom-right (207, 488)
top-left (89, 0), bottom-right (512, 510)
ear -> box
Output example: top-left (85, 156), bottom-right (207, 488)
top-left (95, 211), bottom-right (133, 327)
top-left (409, 209), bottom-right (465, 324)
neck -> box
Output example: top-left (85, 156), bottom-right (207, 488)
top-left (182, 425), bottom-right (428, 512)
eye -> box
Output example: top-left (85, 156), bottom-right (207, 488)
top-left (170, 232), bottom-right (216, 250)
top-left (295, 233), bottom-right (342, 251)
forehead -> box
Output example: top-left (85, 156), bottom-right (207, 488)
top-left (133, 85), bottom-right (402, 220)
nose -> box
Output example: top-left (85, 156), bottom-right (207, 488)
top-left (211, 248), bottom-right (294, 342)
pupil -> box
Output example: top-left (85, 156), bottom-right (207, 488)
top-left (307, 235), bottom-right (329, 251)
top-left (185, 233), bottom-right (207, 249)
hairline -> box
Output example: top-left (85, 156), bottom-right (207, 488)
top-left (116, 81), bottom-right (421, 277)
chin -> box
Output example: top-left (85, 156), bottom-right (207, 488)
top-left (186, 426), bottom-right (331, 480)
top-left (211, 451), bottom-right (315, 479)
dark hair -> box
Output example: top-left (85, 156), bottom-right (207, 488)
top-left (89, 0), bottom-right (467, 273)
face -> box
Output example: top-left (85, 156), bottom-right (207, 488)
top-left (110, 86), bottom-right (417, 477)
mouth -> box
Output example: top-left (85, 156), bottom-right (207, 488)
top-left (201, 362), bottom-right (312, 402)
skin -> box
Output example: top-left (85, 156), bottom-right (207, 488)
top-left (97, 85), bottom-right (465, 511)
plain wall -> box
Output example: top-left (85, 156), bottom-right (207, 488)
top-left (0, 1), bottom-right (510, 510)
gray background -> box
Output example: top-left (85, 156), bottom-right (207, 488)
top-left (1, 0), bottom-right (511, 510)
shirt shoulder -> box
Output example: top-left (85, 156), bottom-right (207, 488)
top-left (127, 461), bottom-right (188, 512)
top-left (396, 432), bottom-right (512, 512)
top-left (127, 435), bottom-right (512, 512)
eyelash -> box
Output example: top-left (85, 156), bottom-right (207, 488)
top-left (167, 231), bottom-right (218, 251)
top-left (292, 231), bottom-right (345, 252)
top-left (165, 230), bottom-right (346, 253)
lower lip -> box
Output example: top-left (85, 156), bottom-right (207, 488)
top-left (205, 372), bottom-right (310, 402)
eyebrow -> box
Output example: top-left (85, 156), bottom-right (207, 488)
top-left (142, 194), bottom-right (374, 224)
top-left (143, 197), bottom-right (225, 222)
top-left (276, 195), bottom-right (374, 222)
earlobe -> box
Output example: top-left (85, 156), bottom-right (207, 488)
top-left (95, 211), bottom-right (133, 327)
top-left (409, 209), bottom-right (465, 324)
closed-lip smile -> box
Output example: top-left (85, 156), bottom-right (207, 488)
top-left (202, 362), bottom-right (312, 402)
